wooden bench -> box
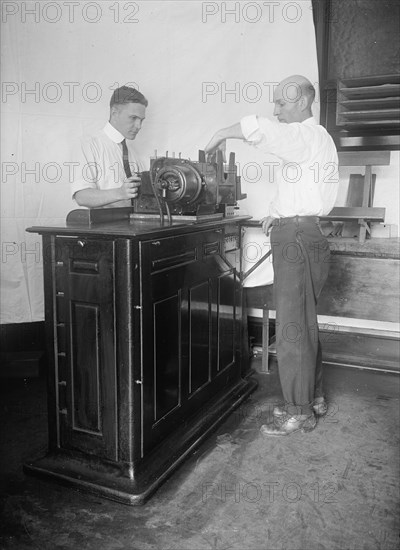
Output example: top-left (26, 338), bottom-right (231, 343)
top-left (321, 151), bottom-right (390, 243)
top-left (320, 206), bottom-right (385, 243)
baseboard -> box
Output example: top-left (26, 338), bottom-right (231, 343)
top-left (319, 326), bottom-right (399, 373)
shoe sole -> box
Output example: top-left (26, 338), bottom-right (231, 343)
top-left (260, 420), bottom-right (317, 436)
top-left (260, 426), bottom-right (316, 436)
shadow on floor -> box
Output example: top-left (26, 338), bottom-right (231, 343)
top-left (1, 358), bottom-right (399, 550)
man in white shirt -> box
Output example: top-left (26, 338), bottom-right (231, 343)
top-left (204, 75), bottom-right (339, 436)
top-left (71, 86), bottom-right (147, 208)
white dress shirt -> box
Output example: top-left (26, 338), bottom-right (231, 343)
top-left (240, 115), bottom-right (339, 217)
top-left (71, 122), bottom-right (144, 207)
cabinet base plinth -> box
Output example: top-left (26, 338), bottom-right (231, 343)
top-left (24, 377), bottom-right (257, 505)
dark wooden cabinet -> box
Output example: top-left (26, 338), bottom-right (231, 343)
top-left (24, 216), bottom-right (256, 504)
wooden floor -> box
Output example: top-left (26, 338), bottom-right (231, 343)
top-left (1, 357), bottom-right (399, 550)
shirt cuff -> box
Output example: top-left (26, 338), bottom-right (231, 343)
top-left (240, 115), bottom-right (260, 142)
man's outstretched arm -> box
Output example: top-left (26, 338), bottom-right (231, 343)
top-left (204, 122), bottom-right (244, 158)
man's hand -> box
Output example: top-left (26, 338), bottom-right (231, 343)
top-left (261, 216), bottom-right (275, 236)
top-left (120, 175), bottom-right (141, 200)
top-left (74, 175), bottom-right (141, 208)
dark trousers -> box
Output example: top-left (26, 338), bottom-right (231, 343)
top-left (270, 217), bottom-right (330, 416)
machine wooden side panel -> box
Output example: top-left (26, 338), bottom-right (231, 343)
top-left (56, 238), bottom-right (118, 461)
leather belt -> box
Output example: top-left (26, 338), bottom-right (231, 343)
top-left (272, 216), bottom-right (319, 226)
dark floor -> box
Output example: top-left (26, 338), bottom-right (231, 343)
top-left (1, 358), bottom-right (399, 550)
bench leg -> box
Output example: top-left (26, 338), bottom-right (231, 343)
top-left (358, 219), bottom-right (371, 244)
top-left (261, 308), bottom-right (270, 373)
top-left (358, 165), bottom-right (373, 243)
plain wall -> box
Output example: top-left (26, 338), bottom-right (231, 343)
top-left (1, 0), bottom-right (320, 324)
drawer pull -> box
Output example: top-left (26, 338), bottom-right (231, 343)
top-left (70, 259), bottom-right (99, 274)
top-left (152, 241), bottom-right (161, 246)
top-left (77, 240), bottom-right (86, 247)
top-left (134, 305), bottom-right (142, 310)
top-left (134, 380), bottom-right (142, 385)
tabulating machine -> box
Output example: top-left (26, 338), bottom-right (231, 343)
top-left (134, 150), bottom-right (246, 222)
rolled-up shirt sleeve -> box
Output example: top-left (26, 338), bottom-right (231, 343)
top-left (240, 115), bottom-right (268, 147)
top-left (240, 115), bottom-right (312, 164)
top-left (70, 137), bottom-right (99, 199)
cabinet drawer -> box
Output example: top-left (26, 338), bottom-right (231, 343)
top-left (55, 237), bottom-right (112, 263)
top-left (142, 230), bottom-right (223, 273)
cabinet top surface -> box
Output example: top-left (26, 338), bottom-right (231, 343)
top-left (26, 215), bottom-right (252, 239)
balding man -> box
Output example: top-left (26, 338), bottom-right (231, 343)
top-left (204, 75), bottom-right (339, 436)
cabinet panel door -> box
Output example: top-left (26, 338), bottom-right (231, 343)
top-left (215, 270), bottom-right (236, 373)
top-left (188, 280), bottom-right (212, 394)
top-left (139, 230), bottom-right (240, 457)
top-left (56, 238), bottom-right (117, 461)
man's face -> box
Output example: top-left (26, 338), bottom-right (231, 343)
top-left (273, 83), bottom-right (303, 123)
top-left (111, 102), bottom-right (146, 140)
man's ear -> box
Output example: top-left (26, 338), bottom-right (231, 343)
top-left (298, 95), bottom-right (308, 111)
top-left (110, 105), bottom-right (119, 119)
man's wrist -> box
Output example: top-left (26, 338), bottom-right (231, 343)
top-left (114, 186), bottom-right (124, 201)
top-left (212, 129), bottom-right (225, 147)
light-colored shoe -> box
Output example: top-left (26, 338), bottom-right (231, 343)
top-left (260, 414), bottom-right (316, 436)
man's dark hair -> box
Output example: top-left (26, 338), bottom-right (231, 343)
top-left (110, 86), bottom-right (148, 108)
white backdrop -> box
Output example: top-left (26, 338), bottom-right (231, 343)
top-left (0, 0), bottom-right (319, 323)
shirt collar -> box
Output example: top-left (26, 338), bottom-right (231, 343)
top-left (103, 122), bottom-right (125, 144)
top-left (303, 116), bottom-right (317, 126)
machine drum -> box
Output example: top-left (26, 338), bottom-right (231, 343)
top-left (153, 163), bottom-right (204, 205)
